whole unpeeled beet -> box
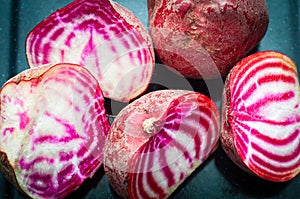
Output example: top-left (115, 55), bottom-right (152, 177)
top-left (148, 0), bottom-right (269, 79)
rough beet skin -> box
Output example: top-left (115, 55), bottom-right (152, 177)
top-left (148, 0), bottom-right (269, 79)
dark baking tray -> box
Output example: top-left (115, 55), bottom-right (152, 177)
top-left (0, 0), bottom-right (299, 198)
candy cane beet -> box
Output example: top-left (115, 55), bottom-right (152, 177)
top-left (221, 51), bottom-right (300, 182)
top-left (0, 64), bottom-right (110, 199)
top-left (104, 90), bottom-right (220, 198)
top-left (26, 0), bottom-right (154, 102)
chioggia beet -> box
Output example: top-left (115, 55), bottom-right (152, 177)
top-left (0, 63), bottom-right (110, 199)
top-left (221, 51), bottom-right (300, 182)
top-left (26, 0), bottom-right (155, 102)
top-left (148, 0), bottom-right (269, 79)
top-left (104, 89), bottom-right (220, 198)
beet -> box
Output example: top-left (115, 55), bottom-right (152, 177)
top-left (26, 0), bottom-right (155, 102)
top-left (148, 0), bottom-right (269, 79)
top-left (104, 90), bottom-right (220, 198)
top-left (0, 63), bottom-right (110, 198)
top-left (221, 51), bottom-right (300, 182)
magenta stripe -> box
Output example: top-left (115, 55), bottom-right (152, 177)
top-left (79, 155), bottom-right (100, 176)
top-left (251, 128), bottom-right (300, 146)
top-left (197, 101), bottom-right (219, 131)
top-left (233, 118), bottom-right (299, 146)
top-left (232, 53), bottom-right (297, 88)
top-left (258, 74), bottom-right (296, 85)
top-left (75, 19), bottom-right (105, 31)
top-left (135, 172), bottom-right (149, 199)
top-left (59, 151), bottom-right (74, 161)
top-left (234, 83), bottom-right (257, 106)
top-left (65, 32), bottom-right (76, 47)
top-left (19, 157), bottom-right (54, 170)
top-left (193, 133), bottom-right (201, 160)
top-left (246, 91), bottom-right (295, 112)
top-left (231, 121), bottom-right (250, 144)
top-left (251, 137), bottom-right (300, 163)
top-left (235, 74), bottom-right (296, 107)
top-left (233, 110), bottom-right (299, 126)
top-left (248, 159), bottom-right (298, 182)
top-left (232, 62), bottom-right (297, 103)
top-left (147, 172), bottom-right (167, 198)
top-left (128, 139), bottom-right (152, 198)
top-left (2, 127), bottom-right (15, 136)
top-left (130, 140), bottom-right (167, 198)
top-left (159, 140), bottom-right (176, 187)
top-left (136, 148), bottom-right (151, 198)
top-left (235, 135), bottom-right (248, 162)
top-left (27, 172), bottom-right (55, 197)
top-left (55, 174), bottom-right (82, 198)
top-left (42, 43), bottom-right (51, 64)
top-left (129, 29), bottom-right (140, 47)
top-left (144, 141), bottom-right (167, 198)
top-left (50, 27), bottom-right (64, 41)
top-left (251, 154), bottom-right (300, 174)
top-left (57, 164), bottom-right (75, 182)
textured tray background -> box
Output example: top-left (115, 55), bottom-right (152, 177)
top-left (0, 0), bottom-right (299, 198)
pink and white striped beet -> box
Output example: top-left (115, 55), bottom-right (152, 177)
top-left (26, 0), bottom-right (154, 102)
top-left (0, 63), bottom-right (110, 199)
top-left (221, 51), bottom-right (300, 182)
top-left (104, 90), bottom-right (220, 198)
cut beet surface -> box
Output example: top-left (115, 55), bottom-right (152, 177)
top-left (26, 0), bottom-right (155, 102)
top-left (104, 89), bottom-right (220, 199)
top-left (221, 51), bottom-right (300, 182)
top-left (0, 63), bottom-right (110, 199)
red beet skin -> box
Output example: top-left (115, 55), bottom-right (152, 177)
top-left (221, 51), bottom-right (300, 182)
top-left (104, 90), bottom-right (220, 199)
top-left (148, 0), bottom-right (269, 79)
top-left (0, 64), bottom-right (110, 199)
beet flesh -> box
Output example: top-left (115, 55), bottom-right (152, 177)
top-left (0, 63), bottom-right (110, 199)
top-left (221, 51), bottom-right (300, 182)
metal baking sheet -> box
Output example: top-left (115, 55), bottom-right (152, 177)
top-left (0, 0), bottom-right (299, 198)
